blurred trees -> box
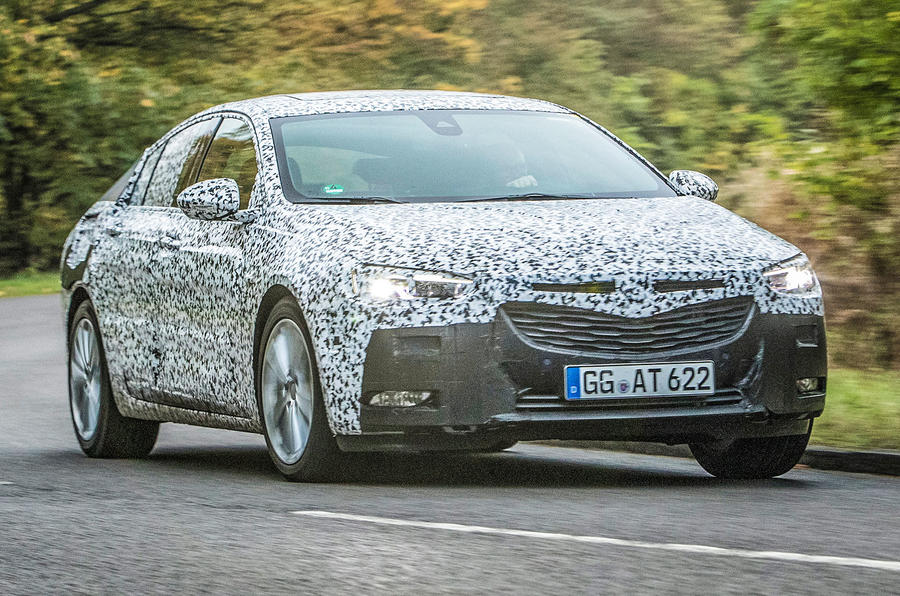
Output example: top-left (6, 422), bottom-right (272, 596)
top-left (0, 0), bottom-right (897, 365)
top-left (0, 0), bottom-right (489, 272)
top-left (749, 0), bottom-right (900, 366)
top-left (0, 0), bottom-right (232, 272)
top-left (0, 9), bottom-right (104, 272)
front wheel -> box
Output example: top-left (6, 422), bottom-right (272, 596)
top-left (256, 297), bottom-right (341, 482)
top-left (68, 300), bottom-right (159, 458)
top-left (689, 424), bottom-right (812, 479)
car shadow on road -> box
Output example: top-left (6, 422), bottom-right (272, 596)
top-left (26, 445), bottom-right (278, 482)
top-left (340, 451), bottom-right (812, 489)
top-left (132, 444), bottom-right (814, 490)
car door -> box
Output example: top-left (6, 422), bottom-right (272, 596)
top-left (95, 117), bottom-right (221, 407)
top-left (88, 144), bottom-right (164, 400)
top-left (151, 115), bottom-right (260, 419)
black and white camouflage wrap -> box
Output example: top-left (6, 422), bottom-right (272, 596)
top-left (176, 178), bottom-right (242, 221)
top-left (668, 170), bottom-right (719, 202)
top-left (61, 90), bottom-right (824, 436)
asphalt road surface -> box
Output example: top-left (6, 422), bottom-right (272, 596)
top-left (1, 294), bottom-right (898, 594)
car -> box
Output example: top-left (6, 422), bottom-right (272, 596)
top-left (61, 90), bottom-right (826, 481)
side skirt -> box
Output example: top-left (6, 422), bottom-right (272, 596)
top-left (113, 388), bottom-right (262, 433)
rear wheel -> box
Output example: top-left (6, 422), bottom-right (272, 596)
top-left (257, 297), bottom-right (341, 482)
top-left (68, 300), bottom-right (159, 458)
top-left (689, 424), bottom-right (811, 479)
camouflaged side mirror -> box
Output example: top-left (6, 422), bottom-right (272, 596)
top-left (177, 178), bottom-right (256, 223)
top-left (668, 170), bottom-right (719, 202)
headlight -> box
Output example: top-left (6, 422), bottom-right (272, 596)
top-left (762, 254), bottom-right (820, 295)
top-left (353, 266), bottom-right (474, 301)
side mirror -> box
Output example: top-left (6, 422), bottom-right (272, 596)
top-left (668, 170), bottom-right (718, 202)
top-left (176, 178), bottom-right (256, 222)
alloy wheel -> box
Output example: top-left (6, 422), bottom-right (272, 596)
top-left (69, 318), bottom-right (102, 441)
top-left (261, 319), bottom-right (315, 464)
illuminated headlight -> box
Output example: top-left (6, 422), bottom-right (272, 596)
top-left (762, 255), bottom-right (820, 296)
top-left (353, 266), bottom-right (474, 301)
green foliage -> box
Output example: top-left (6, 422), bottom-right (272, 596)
top-left (811, 368), bottom-right (900, 450)
top-left (0, 270), bottom-right (59, 298)
top-left (748, 0), bottom-right (900, 367)
top-left (750, 0), bottom-right (900, 217)
top-left (0, 10), bottom-right (99, 272)
top-left (751, 0), bottom-right (900, 135)
top-left (0, 0), bottom-right (897, 366)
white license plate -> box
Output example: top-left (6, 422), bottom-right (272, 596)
top-left (564, 361), bottom-right (715, 400)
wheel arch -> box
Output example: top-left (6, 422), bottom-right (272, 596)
top-left (252, 284), bottom-right (334, 431)
top-left (252, 284), bottom-right (296, 376)
top-left (66, 284), bottom-right (93, 334)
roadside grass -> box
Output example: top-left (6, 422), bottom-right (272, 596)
top-left (0, 271), bottom-right (59, 298)
top-left (811, 368), bottom-right (900, 451)
top-left (0, 272), bottom-right (896, 449)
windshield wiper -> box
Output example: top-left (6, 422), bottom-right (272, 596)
top-left (324, 196), bottom-right (403, 204)
top-left (464, 193), bottom-right (594, 202)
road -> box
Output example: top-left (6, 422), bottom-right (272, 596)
top-left (1, 294), bottom-right (898, 594)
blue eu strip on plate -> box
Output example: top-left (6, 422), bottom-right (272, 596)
top-left (566, 366), bottom-right (581, 399)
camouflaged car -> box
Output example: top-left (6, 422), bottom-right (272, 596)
top-left (62, 90), bottom-right (826, 481)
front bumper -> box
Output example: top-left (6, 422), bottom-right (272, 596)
top-left (342, 301), bottom-right (826, 451)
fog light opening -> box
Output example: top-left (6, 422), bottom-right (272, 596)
top-left (367, 391), bottom-right (434, 407)
top-left (796, 377), bottom-right (821, 394)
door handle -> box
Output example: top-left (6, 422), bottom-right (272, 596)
top-left (157, 232), bottom-right (182, 251)
top-left (157, 239), bottom-right (182, 251)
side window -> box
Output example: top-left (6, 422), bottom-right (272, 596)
top-left (128, 145), bottom-right (164, 205)
top-left (197, 117), bottom-right (258, 210)
top-left (143, 118), bottom-right (220, 207)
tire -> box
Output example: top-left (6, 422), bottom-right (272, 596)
top-left (480, 439), bottom-right (518, 453)
top-left (256, 296), bottom-right (341, 482)
top-left (689, 424), bottom-right (812, 479)
top-left (68, 300), bottom-right (159, 458)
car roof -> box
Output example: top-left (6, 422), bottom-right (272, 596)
top-left (197, 90), bottom-right (571, 122)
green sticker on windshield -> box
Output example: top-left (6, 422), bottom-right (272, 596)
top-left (323, 184), bottom-right (344, 195)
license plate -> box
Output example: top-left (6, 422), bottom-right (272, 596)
top-left (564, 361), bottom-right (715, 400)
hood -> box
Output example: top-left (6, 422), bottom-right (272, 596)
top-left (302, 196), bottom-right (798, 282)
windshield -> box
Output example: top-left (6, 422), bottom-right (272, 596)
top-left (271, 110), bottom-right (676, 202)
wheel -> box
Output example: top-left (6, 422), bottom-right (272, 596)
top-left (689, 424), bottom-right (812, 479)
top-left (256, 296), bottom-right (341, 482)
top-left (68, 300), bottom-right (159, 458)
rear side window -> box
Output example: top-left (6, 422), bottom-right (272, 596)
top-left (143, 118), bottom-right (220, 207)
top-left (197, 117), bottom-right (258, 210)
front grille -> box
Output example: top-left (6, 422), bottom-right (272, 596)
top-left (516, 388), bottom-right (744, 412)
top-left (532, 281), bottom-right (616, 294)
top-left (501, 297), bottom-right (753, 355)
top-left (653, 279), bottom-right (725, 293)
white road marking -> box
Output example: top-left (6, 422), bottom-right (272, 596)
top-left (292, 510), bottom-right (900, 573)
top-left (0, 481), bottom-right (13, 485)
